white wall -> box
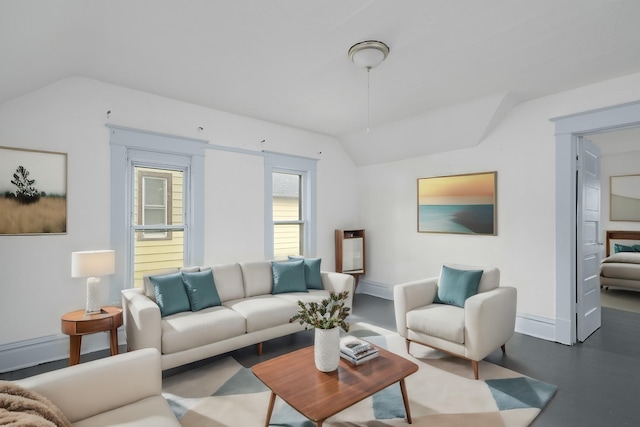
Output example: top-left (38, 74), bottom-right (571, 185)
top-left (357, 72), bottom-right (640, 334)
top-left (0, 77), bottom-right (358, 369)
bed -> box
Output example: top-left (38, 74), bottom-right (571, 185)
top-left (600, 230), bottom-right (640, 292)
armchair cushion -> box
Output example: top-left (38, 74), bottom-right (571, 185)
top-left (435, 265), bottom-right (483, 307)
top-left (406, 304), bottom-right (465, 343)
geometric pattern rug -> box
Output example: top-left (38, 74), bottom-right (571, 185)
top-left (162, 323), bottom-right (556, 426)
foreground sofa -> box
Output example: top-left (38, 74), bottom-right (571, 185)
top-left (13, 348), bottom-right (179, 426)
top-left (122, 260), bottom-right (355, 370)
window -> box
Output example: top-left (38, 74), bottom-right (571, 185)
top-left (110, 126), bottom-right (205, 290)
top-left (133, 167), bottom-right (184, 285)
top-left (137, 169), bottom-right (173, 240)
top-left (273, 172), bottom-right (303, 258)
top-left (264, 152), bottom-right (317, 260)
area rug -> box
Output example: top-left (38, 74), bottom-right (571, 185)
top-left (162, 323), bottom-right (556, 426)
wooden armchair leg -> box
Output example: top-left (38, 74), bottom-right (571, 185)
top-left (257, 342), bottom-right (263, 356)
top-left (472, 360), bottom-right (479, 380)
top-left (405, 339), bottom-right (411, 354)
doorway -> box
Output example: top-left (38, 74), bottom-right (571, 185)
top-left (553, 100), bottom-right (640, 345)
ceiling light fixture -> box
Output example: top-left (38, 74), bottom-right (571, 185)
top-left (348, 40), bottom-right (390, 134)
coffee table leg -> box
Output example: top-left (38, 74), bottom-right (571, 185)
top-left (399, 378), bottom-right (412, 424)
top-left (264, 391), bottom-right (276, 427)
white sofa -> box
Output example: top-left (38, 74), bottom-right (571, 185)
top-left (122, 261), bottom-right (355, 370)
top-left (14, 348), bottom-right (179, 426)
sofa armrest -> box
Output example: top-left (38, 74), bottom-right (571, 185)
top-left (15, 349), bottom-right (162, 423)
top-left (320, 272), bottom-right (355, 309)
top-left (122, 288), bottom-right (162, 353)
top-left (464, 286), bottom-right (517, 360)
top-left (393, 277), bottom-right (438, 337)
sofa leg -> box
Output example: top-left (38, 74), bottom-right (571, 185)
top-left (405, 339), bottom-right (410, 354)
top-left (501, 344), bottom-right (506, 354)
top-left (472, 360), bottom-right (479, 380)
top-left (257, 342), bottom-right (263, 356)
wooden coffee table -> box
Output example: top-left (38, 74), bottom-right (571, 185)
top-left (252, 343), bottom-right (418, 426)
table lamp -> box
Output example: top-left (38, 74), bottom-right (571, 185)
top-left (71, 250), bottom-right (115, 314)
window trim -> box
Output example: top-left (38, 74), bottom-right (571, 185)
top-left (109, 125), bottom-right (205, 295)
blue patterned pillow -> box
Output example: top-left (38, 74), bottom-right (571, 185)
top-left (272, 260), bottom-right (308, 294)
top-left (150, 272), bottom-right (191, 317)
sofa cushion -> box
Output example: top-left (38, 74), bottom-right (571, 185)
top-left (273, 289), bottom-right (332, 306)
top-left (209, 264), bottom-right (245, 303)
top-left (160, 306), bottom-right (246, 354)
top-left (406, 304), bottom-right (465, 344)
top-left (239, 261), bottom-right (273, 297)
top-left (150, 273), bottom-right (191, 317)
top-left (289, 256), bottom-right (323, 290)
top-left (224, 295), bottom-right (299, 333)
top-left (72, 395), bottom-right (180, 427)
top-left (182, 270), bottom-right (221, 311)
top-left (272, 260), bottom-right (308, 294)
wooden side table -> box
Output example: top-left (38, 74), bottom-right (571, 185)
top-left (61, 306), bottom-right (123, 365)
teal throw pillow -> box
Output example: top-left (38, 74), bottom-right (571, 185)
top-left (614, 244), bottom-right (635, 253)
top-left (288, 256), bottom-right (323, 290)
top-left (182, 270), bottom-right (221, 311)
top-left (150, 272), bottom-right (191, 317)
top-left (272, 259), bottom-right (308, 294)
top-left (434, 266), bottom-right (484, 308)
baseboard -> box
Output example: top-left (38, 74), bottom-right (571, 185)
top-left (515, 312), bottom-right (556, 342)
top-left (0, 327), bottom-right (126, 373)
top-left (356, 279), bottom-right (393, 300)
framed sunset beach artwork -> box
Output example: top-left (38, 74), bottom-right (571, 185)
top-left (418, 171), bottom-right (497, 235)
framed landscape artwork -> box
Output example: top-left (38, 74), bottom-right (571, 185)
top-left (418, 171), bottom-right (497, 235)
top-left (0, 146), bottom-right (67, 235)
top-left (610, 174), bottom-right (640, 221)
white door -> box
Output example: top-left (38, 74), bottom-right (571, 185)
top-left (576, 136), bottom-right (601, 342)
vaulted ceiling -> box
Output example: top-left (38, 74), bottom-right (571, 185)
top-left (2, 0), bottom-right (640, 165)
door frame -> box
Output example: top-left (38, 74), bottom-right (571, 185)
top-left (552, 100), bottom-right (640, 345)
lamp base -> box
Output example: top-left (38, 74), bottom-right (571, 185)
top-left (86, 277), bottom-right (102, 314)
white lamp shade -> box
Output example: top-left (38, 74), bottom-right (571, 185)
top-left (71, 250), bottom-right (115, 278)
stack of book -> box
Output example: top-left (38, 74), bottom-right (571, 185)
top-left (340, 335), bottom-right (379, 365)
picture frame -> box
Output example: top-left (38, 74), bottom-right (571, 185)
top-left (610, 174), bottom-right (640, 221)
top-left (0, 146), bottom-right (67, 235)
top-left (418, 171), bottom-right (497, 235)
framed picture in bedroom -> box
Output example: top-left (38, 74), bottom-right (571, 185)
top-left (610, 174), bottom-right (640, 221)
top-left (417, 171), bottom-right (497, 235)
top-left (0, 146), bottom-right (67, 235)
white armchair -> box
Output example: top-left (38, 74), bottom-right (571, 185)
top-left (393, 264), bottom-right (517, 379)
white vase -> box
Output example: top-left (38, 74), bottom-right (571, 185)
top-left (314, 327), bottom-right (340, 372)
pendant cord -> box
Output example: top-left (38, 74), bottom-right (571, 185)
top-left (367, 68), bottom-right (371, 134)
